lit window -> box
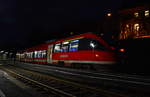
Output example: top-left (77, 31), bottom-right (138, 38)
top-left (145, 10), bottom-right (149, 17)
top-left (69, 40), bottom-right (79, 51)
top-left (41, 50), bottom-right (46, 58)
top-left (134, 23), bottom-right (139, 31)
top-left (54, 43), bottom-right (61, 53)
top-left (126, 24), bottom-right (129, 28)
top-left (34, 51), bottom-right (38, 58)
top-left (134, 12), bottom-right (139, 17)
top-left (62, 41), bottom-right (69, 52)
top-left (31, 52), bottom-right (33, 58)
top-left (27, 53), bottom-right (30, 58)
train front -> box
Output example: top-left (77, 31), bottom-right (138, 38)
top-left (76, 36), bottom-right (118, 71)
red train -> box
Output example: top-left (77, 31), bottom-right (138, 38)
top-left (16, 32), bottom-right (117, 70)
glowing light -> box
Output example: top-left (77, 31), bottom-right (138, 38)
top-left (95, 54), bottom-right (99, 57)
top-left (63, 41), bottom-right (69, 44)
top-left (126, 24), bottom-right (129, 28)
top-left (145, 10), bottom-right (149, 17)
top-left (119, 48), bottom-right (125, 52)
top-left (134, 12), bottom-right (139, 17)
top-left (134, 23), bottom-right (140, 34)
top-left (107, 13), bottom-right (112, 17)
top-left (90, 42), bottom-right (96, 48)
top-left (0, 51), bottom-right (4, 53)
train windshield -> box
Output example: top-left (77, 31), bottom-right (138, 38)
top-left (78, 38), bottom-right (107, 51)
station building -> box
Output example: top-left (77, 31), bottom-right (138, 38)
top-left (119, 4), bottom-right (150, 39)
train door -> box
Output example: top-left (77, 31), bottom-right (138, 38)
top-left (47, 45), bottom-right (53, 64)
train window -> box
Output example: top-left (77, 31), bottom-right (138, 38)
top-left (62, 41), bottom-right (69, 52)
top-left (29, 53), bottom-right (31, 58)
top-left (54, 43), bottom-right (61, 53)
top-left (38, 51), bottom-right (42, 58)
top-left (28, 53), bottom-right (30, 58)
top-left (28, 52), bottom-right (31, 58)
top-left (34, 51), bottom-right (38, 58)
top-left (31, 52), bottom-right (34, 58)
top-left (69, 40), bottom-right (79, 51)
top-left (41, 50), bottom-right (46, 58)
top-left (21, 54), bottom-right (24, 59)
top-left (27, 53), bottom-right (30, 58)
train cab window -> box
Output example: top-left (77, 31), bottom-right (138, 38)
top-left (79, 38), bottom-right (106, 51)
top-left (69, 40), bottom-right (79, 51)
top-left (62, 41), bottom-right (69, 52)
top-left (54, 43), bottom-right (61, 53)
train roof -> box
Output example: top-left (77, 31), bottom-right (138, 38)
top-left (47, 32), bottom-right (105, 44)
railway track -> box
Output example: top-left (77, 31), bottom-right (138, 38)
top-left (0, 65), bottom-right (130, 97)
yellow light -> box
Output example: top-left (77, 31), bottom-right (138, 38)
top-left (145, 10), bottom-right (149, 17)
top-left (107, 13), bottom-right (112, 17)
top-left (134, 12), bottom-right (139, 17)
top-left (95, 54), bottom-right (99, 57)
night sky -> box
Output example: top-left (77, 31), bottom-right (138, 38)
top-left (0, 0), bottom-right (149, 51)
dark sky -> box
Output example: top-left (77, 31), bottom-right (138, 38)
top-left (0, 0), bottom-right (149, 50)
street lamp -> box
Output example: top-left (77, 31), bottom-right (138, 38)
top-left (107, 13), bottom-right (112, 17)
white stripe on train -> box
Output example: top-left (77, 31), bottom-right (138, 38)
top-left (52, 60), bottom-right (116, 64)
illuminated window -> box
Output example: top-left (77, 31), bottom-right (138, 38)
top-left (126, 24), bottom-right (129, 28)
top-left (21, 54), bottom-right (25, 58)
top-left (34, 51), bottom-right (38, 58)
top-left (134, 23), bottom-right (140, 37)
top-left (54, 43), bottom-right (61, 53)
top-left (134, 23), bottom-right (139, 31)
top-left (29, 52), bottom-right (33, 58)
top-left (31, 52), bottom-right (33, 58)
top-left (134, 12), bottom-right (139, 17)
top-left (41, 50), bottom-right (46, 58)
top-left (37, 51), bottom-right (42, 58)
top-left (27, 53), bottom-right (30, 58)
top-left (145, 10), bottom-right (149, 17)
top-left (62, 41), bottom-right (69, 52)
top-left (69, 40), bottom-right (79, 52)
